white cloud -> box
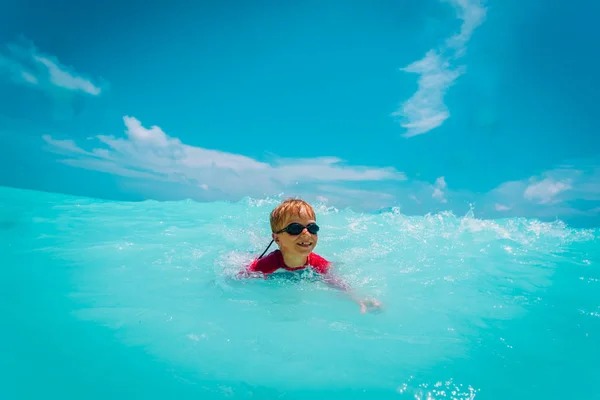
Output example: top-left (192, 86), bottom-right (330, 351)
top-left (41, 134), bottom-right (89, 156)
top-left (495, 203), bottom-right (510, 211)
top-left (393, 51), bottom-right (464, 137)
top-left (33, 55), bottom-right (101, 95)
top-left (30, 112), bottom-right (600, 224)
top-left (524, 178), bottom-right (572, 204)
top-left (432, 176), bottom-right (448, 203)
top-left (30, 119), bottom-right (600, 225)
top-left (0, 39), bottom-right (102, 96)
top-left (42, 116), bottom-right (407, 200)
top-left (410, 194), bottom-right (422, 204)
top-left (393, 0), bottom-right (487, 137)
top-left (443, 0), bottom-right (488, 53)
top-left (478, 160), bottom-right (600, 222)
top-left (21, 71), bottom-right (38, 84)
top-left (315, 184), bottom-right (395, 202)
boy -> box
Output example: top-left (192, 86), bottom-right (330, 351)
top-left (241, 197), bottom-right (382, 314)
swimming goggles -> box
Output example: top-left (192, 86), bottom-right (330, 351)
top-left (258, 222), bottom-right (320, 259)
top-left (274, 222), bottom-right (320, 235)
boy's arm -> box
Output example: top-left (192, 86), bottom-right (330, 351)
top-left (321, 271), bottom-right (351, 291)
top-left (321, 269), bottom-right (382, 314)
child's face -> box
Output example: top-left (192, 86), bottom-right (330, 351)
top-left (273, 208), bottom-right (318, 257)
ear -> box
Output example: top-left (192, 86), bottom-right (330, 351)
top-left (272, 232), bottom-right (279, 242)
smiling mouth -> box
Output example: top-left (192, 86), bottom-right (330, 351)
top-left (297, 241), bottom-right (313, 248)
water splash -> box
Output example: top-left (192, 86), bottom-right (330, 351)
top-left (2, 186), bottom-right (599, 398)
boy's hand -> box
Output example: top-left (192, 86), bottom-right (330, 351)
top-left (359, 298), bottom-right (382, 314)
top-left (322, 272), bottom-right (383, 314)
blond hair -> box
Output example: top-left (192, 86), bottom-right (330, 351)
top-left (270, 197), bottom-right (316, 232)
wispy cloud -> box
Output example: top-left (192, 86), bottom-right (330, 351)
top-left (524, 178), bottom-right (572, 204)
top-left (495, 203), bottom-right (510, 211)
top-left (481, 160), bottom-right (600, 221)
top-left (42, 116), bottom-right (407, 200)
top-left (33, 55), bottom-right (101, 95)
top-left (308, 184), bottom-right (397, 211)
top-left (35, 118), bottom-right (600, 224)
top-left (0, 38), bottom-right (103, 96)
top-left (432, 176), bottom-right (448, 203)
top-left (393, 0), bottom-right (487, 137)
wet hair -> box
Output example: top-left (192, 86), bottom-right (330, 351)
top-left (270, 197), bottom-right (316, 232)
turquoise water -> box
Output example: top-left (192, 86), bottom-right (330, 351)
top-left (1, 185), bottom-right (599, 399)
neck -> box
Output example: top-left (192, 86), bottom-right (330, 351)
top-left (281, 251), bottom-right (309, 269)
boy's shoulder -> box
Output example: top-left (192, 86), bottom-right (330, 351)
top-left (307, 252), bottom-right (331, 274)
top-left (247, 250), bottom-right (281, 274)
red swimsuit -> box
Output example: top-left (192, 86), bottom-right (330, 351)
top-left (245, 250), bottom-right (331, 276)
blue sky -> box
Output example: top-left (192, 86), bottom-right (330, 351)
top-left (0, 0), bottom-right (598, 226)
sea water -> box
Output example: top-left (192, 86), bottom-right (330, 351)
top-left (1, 185), bottom-right (599, 400)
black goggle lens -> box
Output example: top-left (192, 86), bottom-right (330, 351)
top-left (281, 223), bottom-right (319, 235)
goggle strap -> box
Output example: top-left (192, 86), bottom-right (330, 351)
top-left (258, 239), bottom-right (274, 259)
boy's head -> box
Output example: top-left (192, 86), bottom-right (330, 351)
top-left (270, 198), bottom-right (319, 257)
